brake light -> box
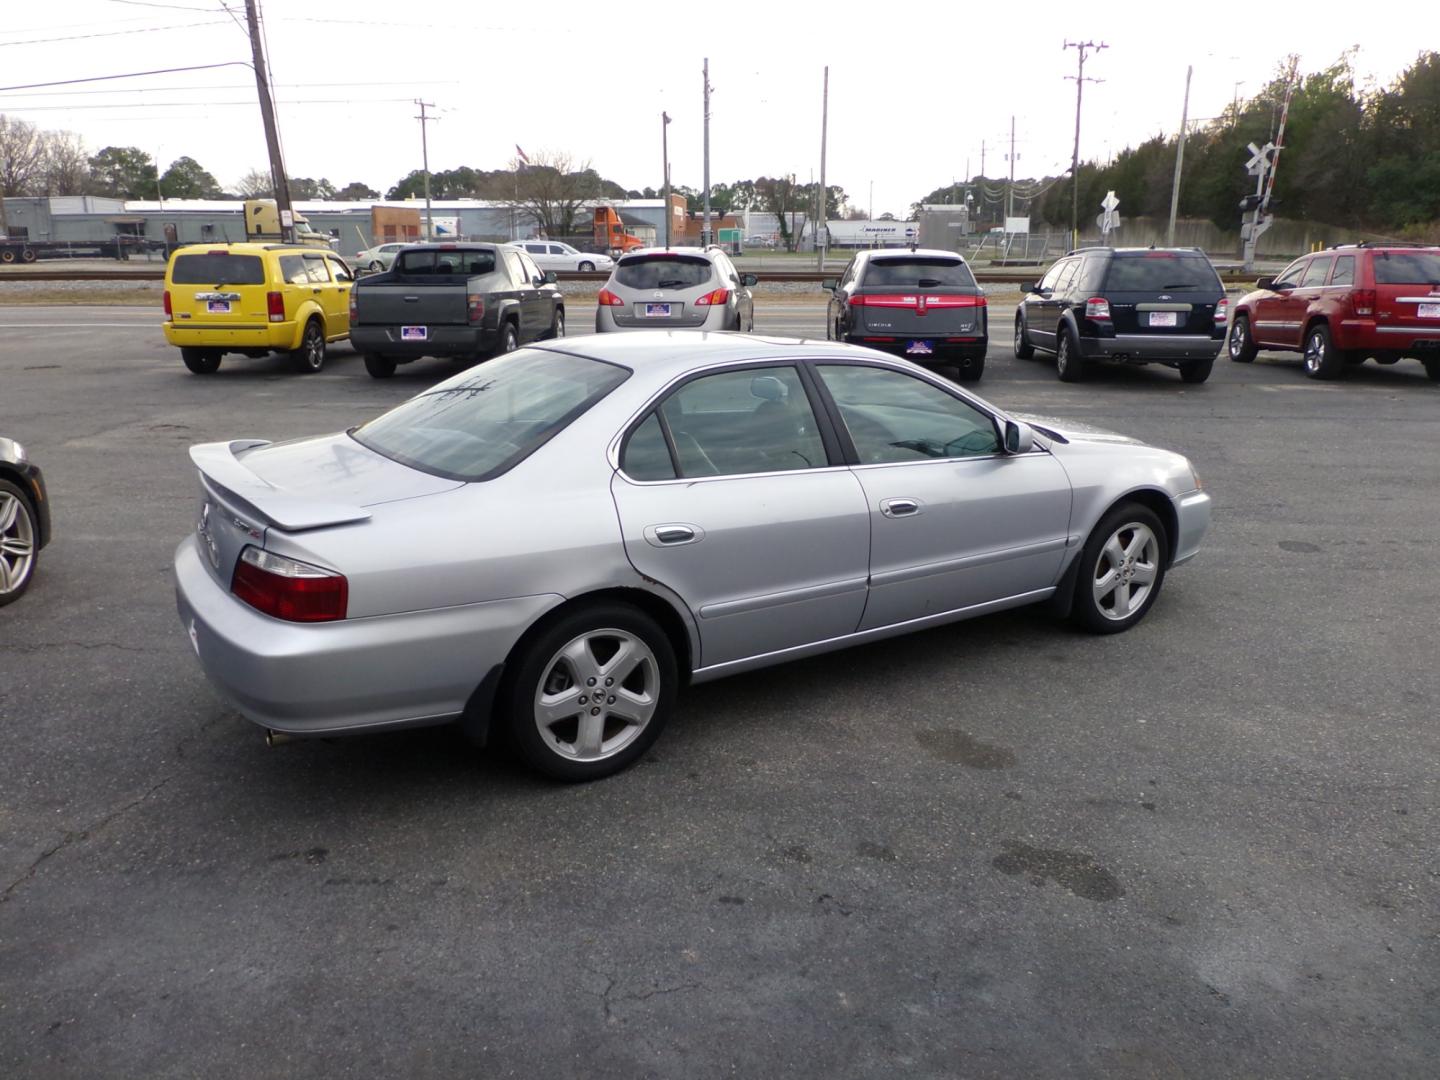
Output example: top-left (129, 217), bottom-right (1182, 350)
top-left (231, 546), bottom-right (347, 623)
top-left (1214, 297), bottom-right (1228, 324)
top-left (163, 290), bottom-right (172, 318)
top-left (266, 291), bottom-right (285, 323)
top-left (466, 293), bottom-right (485, 324)
top-left (847, 294), bottom-right (868, 307)
top-left (597, 288), bottom-right (626, 307)
top-left (348, 290), bottom-right (358, 323)
top-left (694, 288), bottom-right (730, 307)
top-left (1352, 289), bottom-right (1375, 316)
top-left (1085, 297), bottom-right (1112, 319)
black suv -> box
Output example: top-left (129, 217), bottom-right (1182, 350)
top-left (1014, 247), bottom-right (1227, 383)
top-left (824, 248), bottom-right (988, 381)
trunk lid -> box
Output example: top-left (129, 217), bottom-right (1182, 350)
top-left (857, 292), bottom-right (985, 336)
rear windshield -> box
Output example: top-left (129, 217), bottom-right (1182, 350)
top-left (863, 258), bottom-right (976, 288)
top-left (1373, 252), bottom-right (1440, 285)
top-left (396, 249), bottom-right (496, 276)
top-left (351, 350), bottom-right (630, 482)
top-left (170, 253), bottom-right (265, 285)
top-left (1103, 253), bottom-right (1220, 292)
top-left (614, 255), bottom-right (713, 290)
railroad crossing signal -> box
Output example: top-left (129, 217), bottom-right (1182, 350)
top-left (1246, 142), bottom-right (1274, 177)
top-left (1099, 190), bottom-right (1120, 235)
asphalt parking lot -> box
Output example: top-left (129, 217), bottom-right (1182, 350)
top-left (2, 302), bottom-right (1438, 1078)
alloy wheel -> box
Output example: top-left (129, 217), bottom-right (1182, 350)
top-left (1303, 331), bottom-right (1326, 374)
top-left (1091, 520), bottom-right (1160, 621)
top-left (0, 490), bottom-right (36, 598)
top-left (532, 628), bottom-right (659, 763)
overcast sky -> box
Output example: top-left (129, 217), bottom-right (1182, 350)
top-left (1, 1), bottom-right (1432, 217)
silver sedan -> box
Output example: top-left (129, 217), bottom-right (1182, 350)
top-left (174, 333), bottom-right (1211, 780)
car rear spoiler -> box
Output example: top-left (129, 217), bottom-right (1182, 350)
top-left (188, 440), bottom-right (372, 532)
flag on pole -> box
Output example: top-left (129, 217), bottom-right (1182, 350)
top-left (515, 145), bottom-right (530, 165)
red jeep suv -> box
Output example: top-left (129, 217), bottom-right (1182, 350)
top-left (1228, 244), bottom-right (1440, 381)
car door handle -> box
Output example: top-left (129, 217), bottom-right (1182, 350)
top-left (880, 498), bottom-right (920, 517)
top-left (402, 296), bottom-right (420, 303)
top-left (644, 523), bottom-right (705, 547)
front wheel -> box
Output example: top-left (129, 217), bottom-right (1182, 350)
top-left (1013, 316), bottom-right (1035, 359)
top-left (363, 353), bottom-right (396, 379)
top-left (1302, 324), bottom-right (1340, 380)
top-left (290, 320), bottom-right (326, 374)
top-left (1228, 314), bottom-right (1258, 363)
top-left (1071, 503), bottom-right (1169, 634)
top-left (181, 347), bottom-right (221, 374)
top-left (0, 479), bottom-right (39, 607)
top-left (1178, 356), bottom-right (1214, 384)
top-left (367, 260), bottom-right (382, 272)
top-left (503, 603), bottom-right (678, 781)
top-left (577, 261), bottom-right (595, 273)
top-left (1056, 325), bottom-right (1085, 382)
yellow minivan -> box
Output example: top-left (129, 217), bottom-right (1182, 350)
top-left (162, 243), bottom-right (352, 374)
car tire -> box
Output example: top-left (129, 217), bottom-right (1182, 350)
top-left (290, 319), bottom-right (326, 374)
top-left (503, 602), bottom-right (678, 781)
top-left (578, 261), bottom-right (595, 273)
top-left (1056, 324), bottom-right (1085, 382)
top-left (954, 355), bottom-right (985, 382)
top-left (367, 260), bottom-right (382, 272)
top-left (0, 478), bottom-right (39, 607)
top-left (541, 309), bottom-right (565, 340)
top-left (492, 321), bottom-right (518, 358)
top-left (180, 347), bottom-right (221, 375)
top-left (1228, 314), bottom-right (1258, 363)
top-left (1301, 323), bottom-right (1341, 380)
top-left (363, 353), bottom-right (396, 379)
top-left (1178, 356), bottom-right (1214, 384)
top-left (1014, 315), bottom-right (1035, 359)
top-left (1423, 356), bottom-right (1440, 382)
top-left (1071, 502), bottom-right (1169, 635)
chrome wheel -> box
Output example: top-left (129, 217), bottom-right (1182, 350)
top-left (0, 488), bottom-right (37, 600)
top-left (533, 628), bottom-right (659, 763)
top-left (292, 321), bottom-right (325, 373)
top-left (1091, 520), bottom-right (1160, 622)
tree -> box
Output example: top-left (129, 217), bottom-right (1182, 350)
top-left (39, 131), bottom-right (90, 196)
top-left (0, 114), bottom-right (46, 196)
top-left (290, 177), bottom-right (337, 200)
top-left (234, 168), bottom-right (273, 198)
top-left (509, 150), bottom-right (602, 236)
top-left (88, 146), bottom-right (158, 200)
top-left (336, 180), bottom-right (380, 200)
top-left (159, 156), bottom-right (222, 199)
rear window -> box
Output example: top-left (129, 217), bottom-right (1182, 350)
top-left (862, 257), bottom-right (976, 288)
top-left (614, 255), bottom-right (713, 290)
top-left (170, 253), bottom-right (265, 285)
top-left (1103, 253), bottom-right (1220, 292)
top-left (396, 249), bottom-right (496, 276)
top-left (1372, 252), bottom-right (1440, 285)
top-left (351, 350), bottom-right (630, 482)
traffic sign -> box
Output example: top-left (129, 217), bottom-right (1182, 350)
top-left (1101, 190), bottom-right (1120, 213)
top-left (1245, 142), bottom-right (1273, 176)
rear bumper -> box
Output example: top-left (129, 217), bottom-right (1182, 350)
top-left (1081, 333), bottom-right (1225, 364)
top-left (596, 306), bottom-right (731, 332)
top-left (1335, 319), bottom-right (1440, 352)
top-left (350, 324), bottom-right (494, 359)
top-left (843, 334), bottom-right (987, 362)
top-left (174, 535), bottom-right (560, 736)
top-left (1169, 489), bottom-right (1211, 567)
top-left (163, 321), bottom-right (299, 352)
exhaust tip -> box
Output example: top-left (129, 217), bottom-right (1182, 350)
top-left (264, 729), bottom-right (297, 748)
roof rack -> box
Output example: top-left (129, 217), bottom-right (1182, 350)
top-left (1329, 240), bottom-right (1435, 250)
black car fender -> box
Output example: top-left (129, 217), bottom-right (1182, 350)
top-left (490, 297), bottom-right (523, 330)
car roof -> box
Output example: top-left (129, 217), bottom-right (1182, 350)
top-left (860, 247), bottom-right (966, 260)
top-left (620, 246), bottom-right (722, 259)
top-left (171, 242), bottom-right (323, 255)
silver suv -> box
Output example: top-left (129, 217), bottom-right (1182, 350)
top-left (595, 247), bottom-right (757, 333)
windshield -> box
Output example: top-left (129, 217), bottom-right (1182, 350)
top-left (1373, 252), bottom-right (1440, 284)
top-left (1103, 253), bottom-right (1220, 292)
top-left (351, 349), bottom-right (630, 481)
top-left (615, 255), bottom-right (713, 290)
top-left (863, 257), bottom-right (977, 289)
top-left (171, 253), bottom-right (265, 285)
top-left (396, 249), bottom-right (496, 276)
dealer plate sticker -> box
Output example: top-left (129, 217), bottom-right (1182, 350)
top-left (205, 300), bottom-right (231, 314)
top-left (401, 326), bottom-right (428, 341)
top-left (644, 303), bottom-right (672, 318)
top-left (906, 340), bottom-right (934, 356)
top-left (1418, 303), bottom-right (1440, 319)
top-left (1149, 311), bottom-right (1178, 327)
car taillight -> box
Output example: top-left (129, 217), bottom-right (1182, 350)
top-left (597, 288), bottom-right (626, 307)
top-left (1085, 297), bottom-right (1112, 319)
top-left (266, 291), bottom-right (285, 323)
top-left (694, 288), bottom-right (730, 307)
top-left (348, 290), bottom-right (358, 323)
top-left (231, 546), bottom-right (347, 623)
top-left (1214, 297), bottom-right (1228, 324)
top-left (467, 293), bottom-right (485, 324)
top-left (1352, 289), bottom-right (1375, 316)
top-left (847, 294), bottom-right (867, 307)
top-left (163, 290), bottom-right (172, 318)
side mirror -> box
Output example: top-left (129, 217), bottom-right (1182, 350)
top-left (1256, 276), bottom-right (1276, 290)
top-left (1003, 419), bottom-right (1034, 455)
top-left (741, 272), bottom-right (758, 287)
top-left (1019, 281), bottom-right (1037, 294)
top-left (821, 277), bottom-right (838, 290)
top-left (543, 271), bottom-right (558, 284)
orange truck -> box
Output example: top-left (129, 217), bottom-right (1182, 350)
top-left (594, 206), bottom-right (645, 255)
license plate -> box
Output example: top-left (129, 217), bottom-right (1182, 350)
top-left (644, 303), bottom-right (672, 318)
top-left (401, 325), bottom-right (428, 341)
top-left (905, 340), bottom-right (934, 356)
top-left (205, 300), bottom-right (231, 314)
top-left (1149, 311), bottom-right (1178, 327)
top-left (1418, 303), bottom-right (1440, 319)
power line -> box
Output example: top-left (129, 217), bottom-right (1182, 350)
top-left (0, 62), bottom-right (253, 93)
top-left (0, 19), bottom-right (230, 47)
top-left (0, 79), bottom-right (461, 97)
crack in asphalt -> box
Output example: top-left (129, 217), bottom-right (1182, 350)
top-left (1, 775), bottom-right (175, 903)
top-left (0, 640), bottom-right (164, 655)
top-left (584, 966), bottom-right (702, 1025)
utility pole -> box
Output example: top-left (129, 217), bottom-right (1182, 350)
top-left (816, 65), bottom-right (828, 271)
top-left (243, 0), bottom-right (293, 242)
top-left (661, 111), bottom-right (671, 249)
top-left (1006, 115), bottom-right (1017, 220)
top-left (414, 100), bottom-right (436, 240)
top-left (702, 59), bottom-right (712, 247)
top-left (1064, 38), bottom-right (1107, 250)
top-left (980, 140), bottom-right (986, 179)
top-left (1166, 66), bottom-right (1192, 246)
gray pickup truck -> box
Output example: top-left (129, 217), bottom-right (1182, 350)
top-left (349, 243), bottom-right (564, 378)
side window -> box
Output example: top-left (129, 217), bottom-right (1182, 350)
top-left (518, 252), bottom-right (543, 282)
top-left (657, 366), bottom-right (826, 477)
top-left (1329, 255), bottom-right (1355, 286)
top-left (620, 412), bottom-right (677, 481)
top-left (1052, 259), bottom-right (1081, 295)
top-left (839, 258), bottom-right (858, 287)
top-left (1273, 259), bottom-right (1308, 288)
top-left (502, 249), bottom-right (528, 285)
top-left (1038, 259), bottom-right (1068, 292)
top-left (1300, 257), bottom-right (1332, 288)
top-left (327, 258), bottom-right (352, 283)
top-left (524, 244), bottom-right (546, 255)
top-left (303, 255), bottom-right (330, 283)
top-left (817, 364), bottom-right (1001, 464)
top-left (548, 245), bottom-right (566, 256)
top-left (279, 254), bottom-right (308, 285)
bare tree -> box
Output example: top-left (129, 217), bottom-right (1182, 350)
top-left (234, 168), bottom-right (273, 198)
top-left (509, 150), bottom-right (601, 237)
top-left (0, 114), bottom-right (46, 196)
top-left (40, 131), bottom-right (91, 196)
